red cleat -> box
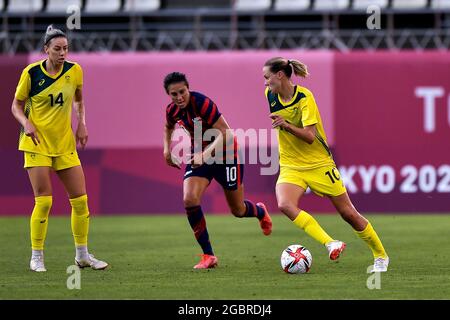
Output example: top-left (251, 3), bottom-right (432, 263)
top-left (256, 202), bottom-right (272, 236)
top-left (326, 240), bottom-right (346, 261)
top-left (193, 254), bottom-right (218, 269)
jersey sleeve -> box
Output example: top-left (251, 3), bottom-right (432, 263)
top-left (300, 92), bottom-right (319, 127)
top-left (166, 104), bottom-right (177, 127)
top-left (196, 94), bottom-right (221, 126)
top-left (15, 68), bottom-right (31, 101)
top-left (75, 63), bottom-right (83, 90)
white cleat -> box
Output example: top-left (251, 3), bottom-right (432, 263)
top-left (326, 240), bottom-right (346, 261)
top-left (30, 256), bottom-right (47, 272)
top-left (371, 256), bottom-right (389, 272)
top-left (75, 254), bottom-right (108, 270)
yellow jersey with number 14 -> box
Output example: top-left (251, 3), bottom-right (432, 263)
top-left (15, 60), bottom-right (83, 156)
top-left (266, 85), bottom-right (335, 170)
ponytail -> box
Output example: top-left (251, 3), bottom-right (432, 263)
top-left (264, 57), bottom-right (309, 78)
top-left (288, 59), bottom-right (309, 78)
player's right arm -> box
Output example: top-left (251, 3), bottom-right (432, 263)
top-left (11, 68), bottom-right (40, 146)
top-left (270, 114), bottom-right (316, 144)
top-left (163, 106), bottom-right (181, 169)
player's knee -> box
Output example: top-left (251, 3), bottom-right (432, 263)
top-left (34, 186), bottom-right (52, 197)
top-left (69, 194), bottom-right (89, 214)
top-left (278, 201), bottom-right (296, 215)
top-left (183, 195), bottom-right (201, 208)
top-left (34, 195), bottom-right (53, 212)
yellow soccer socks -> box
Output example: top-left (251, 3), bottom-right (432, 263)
top-left (355, 222), bottom-right (387, 259)
top-left (70, 195), bottom-right (90, 247)
top-left (30, 196), bottom-right (52, 250)
top-left (293, 210), bottom-right (334, 245)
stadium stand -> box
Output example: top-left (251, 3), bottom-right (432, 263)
top-left (46, 0), bottom-right (82, 13)
top-left (313, 0), bottom-right (349, 10)
top-left (124, 0), bottom-right (160, 12)
top-left (234, 0), bottom-right (272, 11)
top-left (392, 0), bottom-right (428, 9)
top-left (7, 0), bottom-right (43, 12)
top-left (85, 0), bottom-right (121, 13)
top-left (432, 0), bottom-right (450, 8)
top-left (274, 0), bottom-right (310, 11)
top-left (0, 0), bottom-right (449, 52)
top-left (352, 0), bottom-right (389, 10)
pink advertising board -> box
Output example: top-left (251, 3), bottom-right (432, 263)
top-left (0, 51), bottom-right (448, 215)
top-left (334, 51), bottom-right (450, 212)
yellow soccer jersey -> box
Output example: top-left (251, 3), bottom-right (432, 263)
top-left (15, 60), bottom-right (83, 156)
top-left (266, 85), bottom-right (335, 170)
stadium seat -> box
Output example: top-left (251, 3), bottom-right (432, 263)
top-left (124, 0), bottom-right (160, 12)
top-left (85, 0), bottom-right (121, 13)
top-left (313, 0), bottom-right (350, 10)
top-left (46, 0), bottom-right (82, 13)
top-left (7, 0), bottom-right (43, 13)
top-left (392, 0), bottom-right (428, 9)
top-left (431, 0), bottom-right (450, 9)
top-left (274, 0), bottom-right (310, 11)
top-left (234, 0), bottom-right (271, 11)
top-left (352, 0), bottom-right (388, 10)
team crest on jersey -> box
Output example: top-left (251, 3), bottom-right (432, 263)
top-left (38, 79), bottom-right (45, 86)
top-left (65, 75), bottom-right (70, 81)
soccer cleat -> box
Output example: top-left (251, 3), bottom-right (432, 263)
top-left (193, 254), bottom-right (218, 269)
top-left (256, 202), bottom-right (272, 236)
top-left (30, 256), bottom-right (46, 272)
top-left (371, 256), bottom-right (389, 272)
top-left (326, 240), bottom-right (346, 260)
top-left (75, 254), bottom-right (108, 270)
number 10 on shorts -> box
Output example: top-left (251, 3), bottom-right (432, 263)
top-left (226, 166), bottom-right (237, 182)
top-left (325, 167), bottom-right (341, 184)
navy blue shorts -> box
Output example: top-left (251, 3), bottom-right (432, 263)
top-left (184, 162), bottom-right (244, 190)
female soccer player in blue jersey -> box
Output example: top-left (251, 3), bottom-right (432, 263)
top-left (163, 72), bottom-right (272, 269)
top-left (263, 57), bottom-right (389, 272)
top-left (11, 25), bottom-right (108, 272)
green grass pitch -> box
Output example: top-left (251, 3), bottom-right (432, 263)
top-left (0, 214), bottom-right (449, 299)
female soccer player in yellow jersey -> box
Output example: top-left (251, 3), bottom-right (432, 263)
top-left (11, 25), bottom-right (108, 272)
top-left (263, 57), bottom-right (389, 272)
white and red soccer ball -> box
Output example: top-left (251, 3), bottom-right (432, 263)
top-left (281, 244), bottom-right (312, 274)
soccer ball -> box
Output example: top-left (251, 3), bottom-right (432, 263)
top-left (280, 244), bottom-right (312, 274)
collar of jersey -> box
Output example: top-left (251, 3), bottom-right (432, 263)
top-left (39, 59), bottom-right (65, 79)
top-left (277, 85), bottom-right (299, 107)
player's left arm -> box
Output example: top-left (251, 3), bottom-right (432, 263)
top-left (73, 87), bottom-right (88, 149)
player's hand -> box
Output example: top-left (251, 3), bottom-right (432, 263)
top-left (187, 152), bottom-right (203, 169)
top-left (164, 150), bottom-right (181, 169)
top-left (24, 120), bottom-right (40, 146)
top-left (76, 123), bottom-right (88, 149)
top-left (270, 114), bottom-right (289, 129)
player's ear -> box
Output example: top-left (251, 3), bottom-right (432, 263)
top-left (43, 45), bottom-right (49, 54)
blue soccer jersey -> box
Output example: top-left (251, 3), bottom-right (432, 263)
top-left (166, 91), bottom-right (222, 151)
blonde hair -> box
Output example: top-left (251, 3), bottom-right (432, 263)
top-left (44, 25), bottom-right (67, 46)
top-left (264, 57), bottom-right (309, 78)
